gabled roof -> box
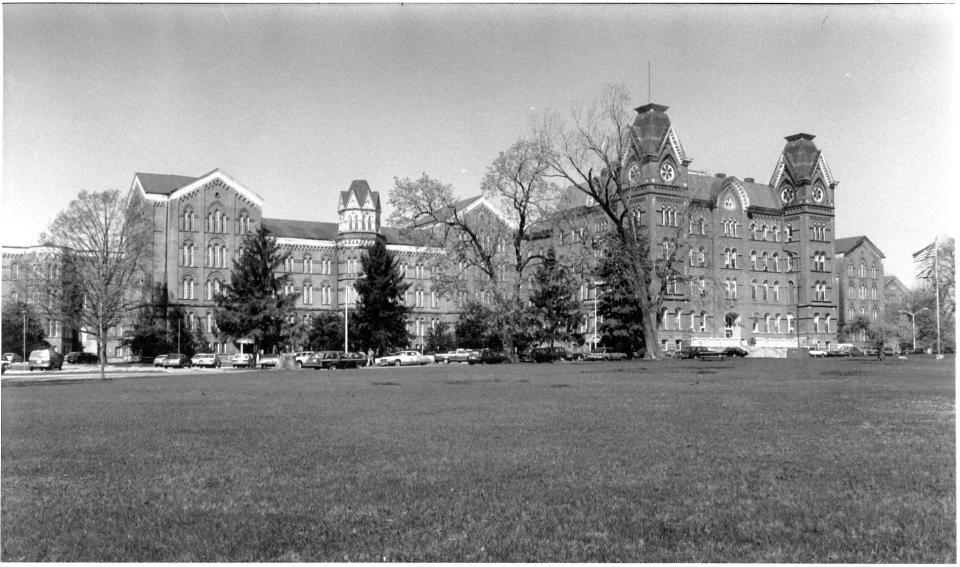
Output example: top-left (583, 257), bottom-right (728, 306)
top-left (262, 218), bottom-right (339, 241)
top-left (135, 173), bottom-right (200, 195)
top-left (132, 169), bottom-right (264, 206)
top-left (686, 173), bottom-right (782, 211)
top-left (834, 235), bottom-right (885, 258)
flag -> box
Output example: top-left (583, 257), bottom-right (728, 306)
top-left (913, 241), bottom-right (937, 280)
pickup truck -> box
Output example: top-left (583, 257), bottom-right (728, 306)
top-left (434, 349), bottom-right (476, 364)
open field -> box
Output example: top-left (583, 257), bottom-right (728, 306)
top-left (1, 357), bottom-right (955, 561)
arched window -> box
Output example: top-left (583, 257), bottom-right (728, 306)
top-left (730, 249), bottom-right (738, 269)
top-left (182, 207), bottom-right (195, 231)
top-left (181, 240), bottom-right (195, 266)
top-left (786, 313), bottom-right (795, 333)
top-left (764, 314), bottom-right (771, 333)
top-left (825, 314), bottom-right (832, 333)
top-left (774, 314), bottom-right (782, 333)
top-left (751, 280), bottom-right (758, 300)
top-left (205, 278), bottom-right (222, 300)
top-left (871, 286), bottom-right (877, 300)
top-left (698, 247), bottom-right (706, 266)
top-left (238, 211), bottom-right (251, 234)
top-left (870, 264), bottom-right (878, 279)
top-left (762, 281), bottom-right (769, 301)
top-left (304, 255), bottom-right (313, 274)
top-left (750, 251), bottom-right (758, 270)
top-left (859, 262), bottom-right (866, 278)
top-left (761, 252), bottom-right (769, 271)
top-left (772, 253), bottom-right (780, 272)
top-left (182, 276), bottom-right (195, 300)
top-left (302, 282), bottom-right (313, 305)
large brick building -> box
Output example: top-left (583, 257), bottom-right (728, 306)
top-left (3, 102), bottom-right (894, 358)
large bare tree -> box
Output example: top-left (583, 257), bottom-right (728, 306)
top-left (40, 189), bottom-right (149, 378)
top-left (388, 139), bottom-right (559, 357)
top-left (537, 84), bottom-right (696, 359)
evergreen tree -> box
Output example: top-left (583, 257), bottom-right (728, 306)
top-left (1, 300), bottom-right (48, 357)
top-left (425, 321), bottom-right (455, 353)
top-left (353, 239), bottom-right (410, 355)
top-left (596, 250), bottom-right (646, 356)
top-left (215, 227), bottom-right (293, 354)
top-left (529, 248), bottom-right (582, 347)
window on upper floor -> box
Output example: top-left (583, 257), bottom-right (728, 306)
top-left (182, 208), bottom-right (196, 231)
top-left (304, 255), bottom-right (313, 274)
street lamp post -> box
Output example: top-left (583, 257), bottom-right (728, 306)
top-left (592, 281), bottom-right (604, 353)
top-left (898, 307), bottom-right (929, 352)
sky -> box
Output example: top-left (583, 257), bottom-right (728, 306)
top-left (2, 3), bottom-right (956, 284)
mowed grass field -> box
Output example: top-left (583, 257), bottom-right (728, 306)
top-left (1, 357), bottom-right (955, 562)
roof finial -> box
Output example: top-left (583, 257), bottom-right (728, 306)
top-left (648, 61), bottom-right (652, 104)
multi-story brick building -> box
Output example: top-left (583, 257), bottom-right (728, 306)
top-left (4, 102), bottom-right (894, 358)
top-left (548, 103), bottom-right (844, 355)
top-left (834, 235), bottom-right (887, 347)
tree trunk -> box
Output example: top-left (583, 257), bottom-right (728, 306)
top-left (643, 309), bottom-right (662, 360)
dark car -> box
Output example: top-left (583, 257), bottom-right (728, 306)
top-left (721, 347), bottom-right (748, 358)
top-left (65, 351), bottom-right (99, 364)
top-left (303, 351), bottom-right (356, 370)
top-left (676, 346), bottom-right (724, 360)
top-left (530, 346), bottom-right (569, 363)
top-left (467, 349), bottom-right (508, 364)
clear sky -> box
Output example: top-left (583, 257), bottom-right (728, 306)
top-left (3, 3), bottom-right (956, 284)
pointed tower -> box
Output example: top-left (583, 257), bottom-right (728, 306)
top-left (337, 180), bottom-right (382, 243)
top-left (771, 133), bottom-right (838, 347)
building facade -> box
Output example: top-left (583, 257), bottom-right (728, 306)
top-left (4, 102), bottom-right (894, 358)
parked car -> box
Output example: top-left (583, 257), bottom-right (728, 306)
top-left (676, 346), bottom-right (724, 360)
top-left (721, 347), bottom-right (749, 358)
top-left (161, 353), bottom-right (191, 368)
top-left (529, 346), bottom-right (569, 363)
top-left (434, 349), bottom-right (476, 364)
top-left (467, 349), bottom-right (508, 364)
top-left (191, 353), bottom-right (221, 368)
top-left (302, 351), bottom-right (362, 370)
top-left (584, 347), bottom-right (628, 361)
top-left (3, 353), bottom-right (24, 364)
top-left (1, 360), bottom-right (8, 374)
top-left (375, 350), bottom-right (430, 367)
top-left (808, 349), bottom-right (828, 357)
top-left (294, 351), bottom-right (315, 369)
top-left (28, 349), bottom-right (64, 371)
top-left (153, 354), bottom-right (169, 367)
top-left (231, 353), bottom-right (254, 368)
top-left (65, 351), bottom-right (99, 364)
top-left (258, 353), bottom-right (281, 368)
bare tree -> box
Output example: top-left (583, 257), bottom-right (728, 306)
top-left (389, 141), bottom-right (559, 357)
top-left (537, 84), bottom-right (696, 359)
top-left (40, 190), bottom-right (149, 378)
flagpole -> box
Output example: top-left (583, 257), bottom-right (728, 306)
top-left (934, 235), bottom-right (942, 359)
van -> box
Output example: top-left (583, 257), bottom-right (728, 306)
top-left (28, 349), bottom-right (64, 371)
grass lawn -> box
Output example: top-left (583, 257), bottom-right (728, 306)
top-left (1, 357), bottom-right (955, 561)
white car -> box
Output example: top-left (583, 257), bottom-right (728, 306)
top-left (231, 353), bottom-right (254, 368)
top-left (808, 349), bottom-right (828, 357)
top-left (375, 350), bottom-right (429, 367)
top-left (294, 351), bottom-right (314, 368)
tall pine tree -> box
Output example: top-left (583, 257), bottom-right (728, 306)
top-left (353, 239), bottom-right (411, 355)
top-left (529, 248), bottom-right (582, 347)
top-left (215, 227), bottom-right (293, 354)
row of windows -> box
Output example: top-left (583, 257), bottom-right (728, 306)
top-left (408, 317), bottom-right (444, 338)
top-left (658, 310), bottom-right (834, 335)
top-left (181, 241), bottom-right (232, 268)
top-left (283, 256), bottom-right (334, 275)
top-left (180, 208), bottom-right (251, 235)
top-left (406, 289), bottom-right (441, 309)
top-left (847, 283), bottom-right (879, 300)
top-left (847, 262), bottom-right (880, 279)
top-left (846, 305), bottom-right (881, 320)
top-left (4, 263), bottom-right (62, 281)
top-left (399, 262), bottom-right (432, 279)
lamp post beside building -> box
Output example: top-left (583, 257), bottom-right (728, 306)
top-left (898, 307), bottom-right (929, 352)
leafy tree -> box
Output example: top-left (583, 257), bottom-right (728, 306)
top-left (125, 285), bottom-right (206, 358)
top-left (914, 236), bottom-right (956, 354)
top-left (353, 239), bottom-right (411, 355)
top-left (536, 84), bottom-right (697, 359)
top-left (1, 300), bottom-right (48, 357)
top-left (215, 227), bottom-right (294, 355)
top-left (528, 248), bottom-right (582, 347)
top-left (425, 321), bottom-right (455, 353)
top-left (454, 300), bottom-right (501, 349)
top-left (307, 311), bottom-right (347, 351)
top-left (40, 189), bottom-right (149, 378)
